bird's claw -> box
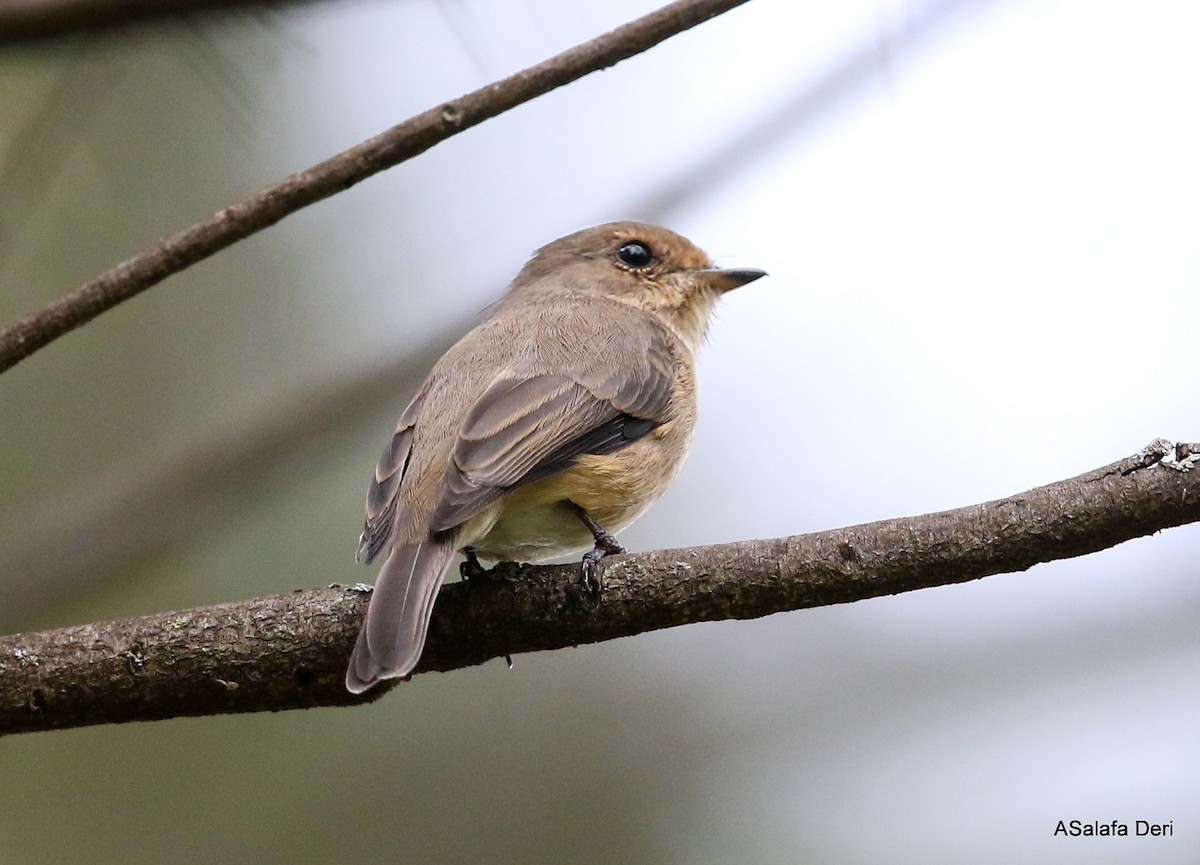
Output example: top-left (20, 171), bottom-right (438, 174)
top-left (580, 536), bottom-right (624, 595)
top-left (459, 547), bottom-right (488, 581)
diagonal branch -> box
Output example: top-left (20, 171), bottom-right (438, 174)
top-left (2, 439), bottom-right (1197, 737)
top-left (0, 0), bottom-right (753, 374)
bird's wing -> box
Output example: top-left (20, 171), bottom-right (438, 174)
top-left (429, 322), bottom-right (677, 533)
top-left (356, 391), bottom-right (425, 564)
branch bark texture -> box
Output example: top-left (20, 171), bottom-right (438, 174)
top-left (2, 441), bottom-right (1197, 736)
top-left (0, 0), bottom-right (752, 374)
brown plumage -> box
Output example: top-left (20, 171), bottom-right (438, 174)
top-left (346, 221), bottom-right (765, 692)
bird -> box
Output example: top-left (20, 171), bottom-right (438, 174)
top-left (346, 221), bottom-right (765, 693)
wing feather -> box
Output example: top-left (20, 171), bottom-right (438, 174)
top-left (429, 323), bottom-right (677, 533)
top-left (357, 393), bottom-right (424, 564)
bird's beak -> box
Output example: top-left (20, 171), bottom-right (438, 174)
top-left (694, 267), bottom-right (768, 293)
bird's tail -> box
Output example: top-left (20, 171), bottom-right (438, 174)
top-left (345, 537), bottom-right (456, 694)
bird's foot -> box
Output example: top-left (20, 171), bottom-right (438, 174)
top-left (459, 547), bottom-right (489, 581)
top-left (572, 504), bottom-right (625, 594)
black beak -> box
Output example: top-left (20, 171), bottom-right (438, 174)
top-left (696, 267), bottom-right (768, 293)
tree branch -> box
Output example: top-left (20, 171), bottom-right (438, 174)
top-left (3, 440), bottom-right (1197, 736)
top-left (0, 0), bottom-right (753, 374)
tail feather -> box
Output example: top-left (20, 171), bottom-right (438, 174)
top-left (345, 538), bottom-right (456, 694)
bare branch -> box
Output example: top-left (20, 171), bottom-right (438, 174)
top-left (0, 0), bottom-right (753, 374)
top-left (3, 440), bottom-right (1197, 736)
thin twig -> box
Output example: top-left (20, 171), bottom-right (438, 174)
top-left (0, 0), bottom-right (754, 374)
top-left (2, 440), bottom-right (1197, 736)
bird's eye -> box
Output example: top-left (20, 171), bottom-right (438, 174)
top-left (616, 241), bottom-right (654, 269)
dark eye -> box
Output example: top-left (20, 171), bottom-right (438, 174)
top-left (616, 240), bottom-right (654, 269)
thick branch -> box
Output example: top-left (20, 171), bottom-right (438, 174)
top-left (0, 0), bottom-right (752, 374)
top-left (2, 440), bottom-right (1197, 736)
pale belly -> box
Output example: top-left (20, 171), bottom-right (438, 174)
top-left (468, 499), bottom-right (619, 563)
top-left (460, 422), bottom-right (688, 563)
